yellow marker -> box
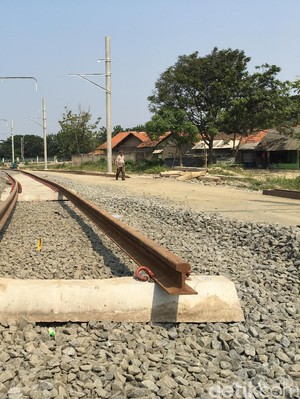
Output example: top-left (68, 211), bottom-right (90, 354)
top-left (37, 238), bottom-right (42, 252)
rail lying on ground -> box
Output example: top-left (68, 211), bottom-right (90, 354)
top-left (3, 170), bottom-right (196, 295)
top-left (263, 188), bottom-right (300, 200)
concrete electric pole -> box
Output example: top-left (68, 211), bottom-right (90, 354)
top-left (42, 97), bottom-right (48, 170)
top-left (105, 36), bottom-right (112, 173)
top-left (69, 36), bottom-right (113, 173)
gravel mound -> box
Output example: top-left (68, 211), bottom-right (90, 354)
top-left (0, 173), bottom-right (299, 398)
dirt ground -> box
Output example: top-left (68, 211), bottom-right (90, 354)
top-left (41, 171), bottom-right (300, 227)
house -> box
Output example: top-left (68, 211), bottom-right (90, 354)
top-left (94, 131), bottom-right (181, 162)
top-left (191, 134), bottom-right (241, 164)
top-left (237, 130), bottom-right (269, 168)
top-left (135, 132), bottom-right (174, 161)
top-left (94, 131), bottom-right (150, 160)
top-left (237, 129), bottom-right (300, 169)
top-left (72, 131), bottom-right (186, 166)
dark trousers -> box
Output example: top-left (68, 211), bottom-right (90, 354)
top-left (116, 166), bottom-right (125, 180)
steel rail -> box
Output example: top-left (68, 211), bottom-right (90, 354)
top-left (19, 170), bottom-right (197, 295)
top-left (263, 188), bottom-right (300, 200)
top-left (0, 173), bottom-right (22, 231)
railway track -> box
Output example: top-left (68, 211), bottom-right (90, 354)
top-left (0, 170), bottom-right (243, 323)
top-left (0, 170), bottom-right (195, 295)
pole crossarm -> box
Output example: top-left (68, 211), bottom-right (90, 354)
top-left (69, 74), bottom-right (110, 93)
top-left (0, 77), bottom-right (38, 91)
top-left (0, 119), bottom-right (9, 127)
top-left (27, 118), bottom-right (43, 128)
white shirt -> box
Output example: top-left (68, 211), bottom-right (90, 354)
top-left (116, 154), bottom-right (125, 167)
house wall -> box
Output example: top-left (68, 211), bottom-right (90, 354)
top-left (117, 136), bottom-right (142, 151)
top-left (72, 153), bottom-right (103, 166)
top-left (238, 150), bottom-right (300, 169)
top-left (269, 150), bottom-right (300, 169)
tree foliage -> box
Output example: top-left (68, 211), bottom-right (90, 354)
top-left (221, 64), bottom-right (293, 135)
top-left (129, 124), bottom-right (147, 132)
top-left (0, 135), bottom-right (43, 161)
top-left (278, 79), bottom-right (300, 138)
top-left (148, 47), bottom-right (296, 163)
top-left (46, 133), bottom-right (60, 157)
top-left (146, 108), bottom-right (198, 166)
top-left (57, 107), bottom-right (101, 158)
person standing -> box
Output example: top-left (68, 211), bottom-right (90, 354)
top-left (115, 150), bottom-right (125, 180)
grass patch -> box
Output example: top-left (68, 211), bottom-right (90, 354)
top-left (124, 159), bottom-right (168, 174)
top-left (247, 176), bottom-right (300, 191)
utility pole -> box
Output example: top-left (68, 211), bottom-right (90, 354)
top-left (11, 120), bottom-right (15, 163)
top-left (105, 36), bottom-right (112, 173)
top-left (69, 36), bottom-right (113, 173)
top-left (21, 136), bottom-right (24, 161)
top-left (42, 97), bottom-right (48, 170)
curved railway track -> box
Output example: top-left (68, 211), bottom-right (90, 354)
top-left (0, 170), bottom-right (195, 295)
top-left (0, 171), bottom-right (21, 230)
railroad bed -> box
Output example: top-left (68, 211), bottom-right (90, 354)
top-left (0, 170), bottom-right (299, 398)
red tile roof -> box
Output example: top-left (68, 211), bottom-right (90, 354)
top-left (91, 149), bottom-right (105, 155)
top-left (240, 130), bottom-right (269, 144)
top-left (137, 132), bottom-right (173, 148)
top-left (96, 131), bottom-right (150, 150)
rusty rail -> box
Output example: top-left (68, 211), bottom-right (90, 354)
top-left (0, 173), bottom-right (22, 231)
top-left (18, 170), bottom-right (197, 295)
top-left (263, 189), bottom-right (300, 200)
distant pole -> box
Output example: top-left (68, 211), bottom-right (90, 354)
top-left (11, 120), bottom-right (15, 163)
top-left (42, 97), bottom-right (48, 170)
top-left (21, 136), bottom-right (24, 160)
top-left (105, 36), bottom-right (112, 173)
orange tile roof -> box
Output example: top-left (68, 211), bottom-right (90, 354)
top-left (91, 149), bottom-right (105, 155)
top-left (137, 132), bottom-right (173, 148)
top-left (96, 131), bottom-right (150, 150)
top-left (240, 130), bottom-right (269, 144)
top-left (133, 131), bottom-right (149, 142)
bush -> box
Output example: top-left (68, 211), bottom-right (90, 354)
top-left (125, 159), bottom-right (167, 174)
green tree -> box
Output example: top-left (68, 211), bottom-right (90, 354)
top-left (0, 137), bottom-right (12, 160)
top-left (221, 64), bottom-right (293, 144)
top-left (277, 79), bottom-right (300, 138)
top-left (57, 107), bottom-right (101, 158)
top-left (21, 135), bottom-right (44, 158)
top-left (148, 48), bottom-right (294, 163)
top-left (129, 124), bottom-right (146, 132)
top-left (47, 133), bottom-right (60, 158)
top-left (148, 48), bottom-right (250, 163)
top-left (97, 126), bottom-right (108, 145)
top-left (146, 108), bottom-right (198, 166)
top-left (0, 135), bottom-right (43, 160)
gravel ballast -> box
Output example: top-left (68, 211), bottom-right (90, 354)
top-left (0, 172), bottom-right (299, 398)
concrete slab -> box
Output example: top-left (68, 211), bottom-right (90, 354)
top-left (0, 173), bottom-right (65, 202)
top-left (0, 275), bottom-right (244, 323)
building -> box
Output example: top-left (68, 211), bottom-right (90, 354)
top-left (190, 134), bottom-right (240, 165)
top-left (95, 131), bottom-right (149, 160)
top-left (94, 131), bottom-right (180, 162)
top-left (237, 129), bottom-right (300, 169)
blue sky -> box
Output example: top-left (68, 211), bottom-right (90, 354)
top-left (0, 0), bottom-right (299, 139)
